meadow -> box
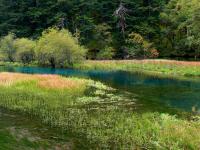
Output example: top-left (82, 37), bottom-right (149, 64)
top-left (0, 72), bottom-right (200, 149)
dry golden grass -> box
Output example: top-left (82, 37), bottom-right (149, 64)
top-left (0, 73), bottom-right (33, 86)
top-left (137, 59), bottom-right (200, 66)
top-left (0, 72), bottom-right (86, 89)
top-left (86, 59), bottom-right (200, 67)
top-left (35, 74), bottom-right (86, 89)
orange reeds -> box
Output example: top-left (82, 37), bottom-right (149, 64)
top-left (35, 74), bottom-right (85, 89)
top-left (0, 73), bottom-right (33, 86)
top-left (0, 72), bottom-right (86, 89)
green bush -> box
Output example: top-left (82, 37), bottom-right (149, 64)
top-left (14, 38), bottom-right (36, 64)
top-left (35, 28), bottom-right (87, 68)
top-left (0, 33), bottom-right (16, 62)
top-left (97, 47), bottom-right (115, 60)
top-left (125, 32), bottom-right (159, 58)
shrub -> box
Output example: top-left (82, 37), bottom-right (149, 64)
top-left (97, 47), bottom-right (115, 60)
top-left (14, 38), bottom-right (36, 64)
top-left (0, 33), bottom-right (16, 62)
top-left (86, 23), bottom-right (114, 59)
top-left (149, 48), bottom-right (159, 58)
top-left (125, 32), bottom-right (159, 59)
top-left (35, 28), bottom-right (87, 68)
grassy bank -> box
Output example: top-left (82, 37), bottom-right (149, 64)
top-left (74, 59), bottom-right (200, 78)
top-left (0, 72), bottom-right (200, 149)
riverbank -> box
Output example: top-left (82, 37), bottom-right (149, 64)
top-left (0, 72), bottom-right (200, 149)
top-left (74, 59), bottom-right (200, 78)
top-left (2, 59), bottom-right (200, 78)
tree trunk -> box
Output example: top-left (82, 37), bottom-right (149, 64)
top-left (49, 58), bottom-right (55, 68)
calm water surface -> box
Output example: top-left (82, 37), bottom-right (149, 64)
top-left (0, 65), bottom-right (200, 113)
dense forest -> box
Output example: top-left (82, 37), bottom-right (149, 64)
top-left (0, 0), bottom-right (199, 60)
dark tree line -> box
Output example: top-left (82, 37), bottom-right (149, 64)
top-left (2, 0), bottom-right (198, 59)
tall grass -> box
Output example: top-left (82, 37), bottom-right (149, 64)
top-left (0, 73), bottom-right (200, 149)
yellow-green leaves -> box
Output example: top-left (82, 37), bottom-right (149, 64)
top-left (36, 28), bottom-right (87, 67)
top-left (0, 33), bottom-right (16, 62)
top-left (14, 38), bottom-right (36, 64)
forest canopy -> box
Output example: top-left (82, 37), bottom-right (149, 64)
top-left (0, 0), bottom-right (199, 60)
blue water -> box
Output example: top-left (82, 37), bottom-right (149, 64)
top-left (0, 65), bottom-right (200, 113)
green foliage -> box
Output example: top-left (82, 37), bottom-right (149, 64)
top-left (0, 0), bottom-right (167, 59)
top-left (0, 33), bottom-right (16, 62)
top-left (160, 0), bottom-right (200, 58)
top-left (125, 33), bottom-right (144, 58)
top-left (35, 28), bottom-right (87, 67)
top-left (0, 28), bottom-right (87, 67)
top-left (87, 23), bottom-right (114, 59)
top-left (14, 38), bottom-right (36, 64)
top-left (1, 0), bottom-right (200, 59)
top-left (97, 47), bottom-right (115, 60)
